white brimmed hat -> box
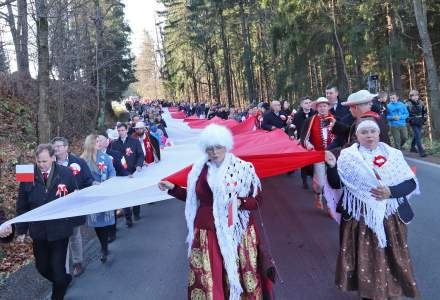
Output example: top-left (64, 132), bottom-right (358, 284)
top-left (343, 90), bottom-right (377, 106)
top-left (133, 122), bottom-right (146, 129)
top-left (311, 97), bottom-right (330, 109)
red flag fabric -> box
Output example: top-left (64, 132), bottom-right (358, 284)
top-left (168, 107), bottom-right (179, 112)
top-left (230, 116), bottom-right (257, 135)
top-left (164, 127), bottom-right (324, 187)
top-left (183, 115), bottom-right (200, 122)
top-left (171, 111), bottom-right (186, 119)
top-left (187, 116), bottom-right (239, 129)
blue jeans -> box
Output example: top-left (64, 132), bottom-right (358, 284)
top-left (411, 125), bottom-right (424, 154)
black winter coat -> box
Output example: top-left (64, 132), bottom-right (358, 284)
top-left (106, 148), bottom-right (131, 177)
top-left (292, 108), bottom-right (315, 136)
top-left (329, 98), bottom-right (351, 121)
top-left (109, 136), bottom-right (144, 174)
top-left (261, 111), bottom-right (286, 131)
top-left (16, 163), bottom-right (76, 241)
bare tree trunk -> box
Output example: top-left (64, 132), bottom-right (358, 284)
top-left (6, 0), bottom-right (30, 77)
top-left (206, 44), bottom-right (220, 102)
top-left (413, 0), bottom-right (440, 139)
top-left (94, 0), bottom-right (105, 130)
top-left (330, 0), bottom-right (349, 98)
top-left (238, 0), bottom-right (255, 103)
top-left (218, 7), bottom-right (233, 107)
top-left (191, 55), bottom-right (199, 102)
top-left (386, 2), bottom-right (403, 96)
top-left (36, 0), bottom-right (50, 142)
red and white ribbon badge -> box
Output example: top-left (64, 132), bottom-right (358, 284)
top-left (373, 155), bottom-right (387, 168)
top-left (97, 162), bottom-right (106, 173)
top-left (56, 184), bottom-right (68, 197)
top-left (69, 163), bottom-right (81, 176)
top-left (125, 147), bottom-right (133, 156)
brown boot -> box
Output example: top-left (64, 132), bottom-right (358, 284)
top-left (314, 193), bottom-right (324, 210)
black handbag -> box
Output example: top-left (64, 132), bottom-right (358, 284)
top-left (397, 197), bottom-right (415, 224)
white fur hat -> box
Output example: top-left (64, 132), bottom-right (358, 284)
top-left (199, 124), bottom-right (234, 152)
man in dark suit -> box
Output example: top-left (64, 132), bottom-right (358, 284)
top-left (292, 97), bottom-right (315, 138)
top-left (326, 85), bottom-right (350, 121)
top-left (16, 144), bottom-right (76, 300)
top-left (292, 96), bottom-right (316, 189)
top-left (51, 137), bottom-right (94, 277)
top-left (109, 123), bottom-right (145, 227)
top-left (261, 100), bottom-right (287, 131)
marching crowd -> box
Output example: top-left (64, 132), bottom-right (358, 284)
top-left (0, 87), bottom-right (425, 300)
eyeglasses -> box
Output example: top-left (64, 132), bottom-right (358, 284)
top-left (206, 146), bottom-right (225, 153)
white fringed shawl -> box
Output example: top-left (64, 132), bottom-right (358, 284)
top-left (337, 142), bottom-right (419, 248)
top-left (185, 152), bottom-right (261, 300)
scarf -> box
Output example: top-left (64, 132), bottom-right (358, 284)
top-left (337, 142), bottom-right (419, 248)
top-left (185, 152), bottom-right (261, 300)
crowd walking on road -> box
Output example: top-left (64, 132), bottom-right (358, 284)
top-left (0, 88), bottom-right (425, 299)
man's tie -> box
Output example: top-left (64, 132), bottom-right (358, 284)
top-left (43, 172), bottom-right (49, 183)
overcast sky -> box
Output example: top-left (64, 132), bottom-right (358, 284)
top-left (123, 0), bottom-right (164, 56)
top-left (0, 0), bottom-right (164, 73)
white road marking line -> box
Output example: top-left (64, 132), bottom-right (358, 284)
top-left (405, 157), bottom-right (440, 169)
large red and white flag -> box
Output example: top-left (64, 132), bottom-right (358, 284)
top-left (16, 164), bottom-right (34, 182)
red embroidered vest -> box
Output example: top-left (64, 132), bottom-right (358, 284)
top-left (310, 114), bottom-right (335, 150)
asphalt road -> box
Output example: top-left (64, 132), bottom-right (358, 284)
top-left (63, 158), bottom-right (438, 300)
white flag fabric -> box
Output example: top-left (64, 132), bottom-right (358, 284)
top-left (1, 110), bottom-right (203, 229)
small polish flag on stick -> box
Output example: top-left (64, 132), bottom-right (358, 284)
top-left (121, 157), bottom-right (128, 169)
top-left (16, 164), bottom-right (34, 182)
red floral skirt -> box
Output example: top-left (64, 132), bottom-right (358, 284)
top-left (188, 224), bottom-right (272, 300)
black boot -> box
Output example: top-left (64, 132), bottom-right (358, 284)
top-left (100, 249), bottom-right (108, 263)
top-left (410, 147), bottom-right (418, 153)
top-left (108, 233), bottom-right (116, 243)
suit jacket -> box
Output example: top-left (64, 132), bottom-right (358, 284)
top-left (67, 154), bottom-right (94, 226)
top-left (106, 148), bottom-right (130, 176)
top-left (109, 136), bottom-right (144, 174)
top-left (16, 163), bottom-right (76, 241)
top-left (329, 98), bottom-right (351, 121)
top-left (292, 108), bottom-right (315, 136)
top-left (261, 111), bottom-right (286, 131)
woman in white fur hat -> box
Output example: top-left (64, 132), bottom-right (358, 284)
top-left (325, 118), bottom-right (420, 300)
top-left (159, 124), bottom-right (275, 300)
